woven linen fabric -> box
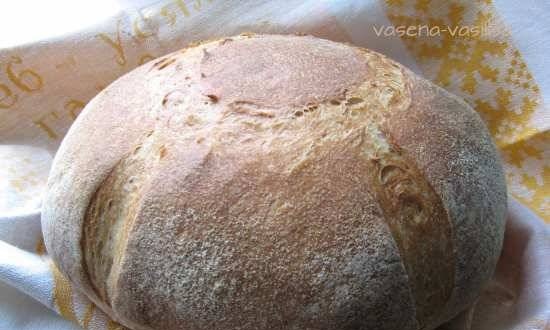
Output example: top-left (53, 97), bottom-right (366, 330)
top-left (0, 0), bottom-right (548, 329)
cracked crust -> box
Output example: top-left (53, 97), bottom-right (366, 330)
top-left (42, 34), bottom-right (507, 330)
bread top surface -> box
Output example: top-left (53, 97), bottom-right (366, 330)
top-left (42, 34), bottom-right (507, 330)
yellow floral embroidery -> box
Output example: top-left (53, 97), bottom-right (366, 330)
top-left (382, 0), bottom-right (549, 221)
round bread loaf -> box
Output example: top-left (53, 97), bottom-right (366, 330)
top-left (42, 34), bottom-right (507, 330)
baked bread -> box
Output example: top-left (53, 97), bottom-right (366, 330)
top-left (42, 34), bottom-right (507, 330)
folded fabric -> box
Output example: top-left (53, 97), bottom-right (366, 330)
top-left (0, 1), bottom-right (548, 329)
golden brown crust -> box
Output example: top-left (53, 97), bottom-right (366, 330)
top-left (366, 146), bottom-right (455, 329)
top-left (82, 131), bottom-right (165, 306)
top-left (42, 34), bottom-right (507, 330)
top-left (199, 35), bottom-right (370, 107)
top-left (383, 75), bottom-right (507, 328)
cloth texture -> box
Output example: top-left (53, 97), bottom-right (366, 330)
top-left (0, 0), bottom-right (548, 329)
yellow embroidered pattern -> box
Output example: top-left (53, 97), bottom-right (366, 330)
top-left (383, 0), bottom-right (549, 221)
top-left (50, 261), bottom-right (79, 324)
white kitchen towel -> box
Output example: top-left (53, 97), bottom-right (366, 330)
top-left (0, 1), bottom-right (548, 329)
